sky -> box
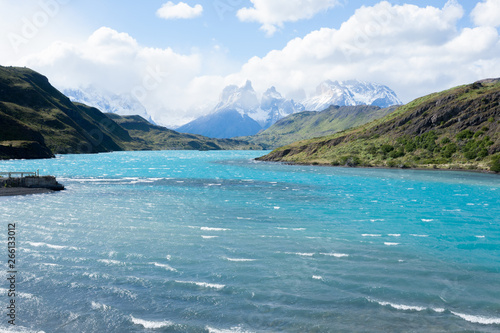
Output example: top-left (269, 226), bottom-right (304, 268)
top-left (1, 0), bottom-right (500, 127)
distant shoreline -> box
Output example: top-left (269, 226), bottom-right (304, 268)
top-left (0, 188), bottom-right (55, 197)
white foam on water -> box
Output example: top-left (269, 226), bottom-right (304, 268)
top-left (320, 253), bottom-right (349, 258)
top-left (166, 255), bottom-right (172, 260)
top-left (175, 280), bottom-right (225, 290)
top-left (130, 316), bottom-right (174, 329)
top-left (362, 234), bottom-right (382, 237)
top-left (91, 301), bottom-right (111, 311)
top-left (312, 275), bottom-right (323, 280)
top-left (276, 227), bottom-right (289, 230)
top-left (411, 234), bottom-right (429, 238)
top-left (384, 242), bottom-right (400, 246)
top-left (421, 219), bottom-right (434, 222)
top-left (202, 236), bottom-right (219, 239)
top-left (26, 242), bottom-right (78, 251)
top-left (371, 299), bottom-right (426, 312)
top-left (151, 262), bottom-right (177, 272)
top-left (292, 228), bottom-right (306, 231)
top-left (451, 312), bottom-right (500, 325)
top-left (274, 207), bottom-right (280, 210)
top-left (206, 326), bottom-right (251, 333)
top-left (285, 252), bottom-right (314, 257)
top-left (237, 217), bottom-right (252, 220)
top-left (98, 259), bottom-right (124, 266)
top-left (475, 235), bottom-right (486, 238)
top-left (224, 258), bottom-right (256, 262)
top-left (388, 234), bottom-right (401, 237)
top-left (370, 219), bottom-right (385, 222)
top-left (200, 227), bottom-right (230, 231)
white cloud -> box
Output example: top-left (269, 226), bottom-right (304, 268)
top-left (5, 1), bottom-right (500, 128)
top-left (156, 1), bottom-right (203, 20)
top-left (228, 0), bottom-right (500, 104)
top-left (237, 0), bottom-right (339, 36)
top-left (471, 0), bottom-right (500, 27)
top-left (17, 27), bottom-right (210, 127)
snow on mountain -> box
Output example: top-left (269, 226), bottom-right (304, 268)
top-left (177, 79), bottom-right (401, 139)
top-left (302, 80), bottom-right (402, 111)
top-left (261, 87), bottom-right (304, 128)
top-left (63, 87), bottom-right (156, 124)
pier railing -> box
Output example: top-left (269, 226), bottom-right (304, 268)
top-left (0, 170), bottom-right (39, 178)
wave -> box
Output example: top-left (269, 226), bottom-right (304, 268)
top-left (130, 316), bottom-right (174, 329)
top-left (451, 312), bottom-right (500, 325)
top-left (370, 299), bottom-right (500, 325)
top-left (411, 234), bottom-right (429, 238)
top-left (206, 326), bottom-right (250, 333)
top-left (175, 280), bottom-right (225, 290)
top-left (98, 259), bottom-right (124, 266)
top-left (200, 227), bottom-right (230, 231)
top-left (312, 275), bottom-right (323, 280)
top-left (320, 253), bottom-right (349, 258)
top-left (285, 252), bottom-right (314, 257)
top-left (421, 219), bottom-right (434, 222)
top-left (202, 236), bottom-right (219, 239)
top-left (26, 241), bottom-right (79, 251)
top-left (224, 258), bottom-right (256, 262)
top-left (91, 301), bottom-right (111, 311)
top-left (150, 262), bottom-right (177, 272)
top-left (384, 242), bottom-right (399, 246)
top-left (362, 234), bottom-right (382, 237)
top-left (388, 234), bottom-right (401, 237)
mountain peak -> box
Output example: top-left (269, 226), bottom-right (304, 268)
top-left (305, 79), bottom-right (402, 111)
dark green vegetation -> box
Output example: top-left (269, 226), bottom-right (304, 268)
top-left (238, 105), bottom-right (396, 149)
top-left (107, 114), bottom-right (260, 151)
top-left (259, 79), bottom-right (500, 172)
top-left (0, 66), bottom-right (260, 160)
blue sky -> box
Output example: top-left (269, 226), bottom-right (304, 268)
top-left (1, 0), bottom-right (499, 126)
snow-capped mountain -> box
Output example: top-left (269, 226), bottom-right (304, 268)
top-left (261, 87), bottom-right (304, 128)
top-left (177, 81), bottom-right (303, 138)
top-left (302, 80), bottom-right (402, 111)
top-left (63, 87), bottom-right (155, 124)
top-left (177, 79), bottom-right (401, 139)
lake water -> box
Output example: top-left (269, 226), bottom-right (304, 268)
top-left (1, 150), bottom-right (499, 332)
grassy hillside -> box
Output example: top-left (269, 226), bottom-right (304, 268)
top-left (0, 66), bottom-right (131, 155)
top-left (239, 105), bottom-right (396, 149)
top-left (258, 79), bottom-right (500, 172)
top-left (107, 114), bottom-right (262, 151)
top-left (0, 66), bottom-right (262, 160)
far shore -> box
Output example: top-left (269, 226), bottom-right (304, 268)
top-left (0, 188), bottom-right (55, 197)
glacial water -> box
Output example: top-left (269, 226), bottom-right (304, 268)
top-left (0, 150), bottom-right (499, 333)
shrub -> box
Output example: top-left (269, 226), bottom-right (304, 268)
top-left (491, 155), bottom-right (500, 172)
top-left (456, 129), bottom-right (474, 140)
top-left (442, 143), bottom-right (457, 158)
top-left (380, 144), bottom-right (394, 154)
top-left (441, 137), bottom-right (451, 145)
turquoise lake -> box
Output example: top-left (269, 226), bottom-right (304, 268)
top-left (1, 150), bottom-right (499, 332)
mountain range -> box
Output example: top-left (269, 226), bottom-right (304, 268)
top-left (0, 66), bottom-right (260, 160)
top-left (64, 87), bottom-right (156, 124)
top-left (258, 79), bottom-right (500, 172)
top-left (177, 79), bottom-right (402, 138)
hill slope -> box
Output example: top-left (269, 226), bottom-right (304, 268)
top-left (107, 114), bottom-right (261, 150)
top-left (258, 79), bottom-right (500, 172)
top-left (239, 105), bottom-right (396, 149)
top-left (0, 66), bottom-right (261, 159)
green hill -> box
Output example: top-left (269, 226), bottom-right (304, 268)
top-left (107, 114), bottom-right (261, 151)
top-left (258, 79), bottom-right (500, 173)
top-left (0, 66), bottom-right (261, 160)
top-left (239, 105), bottom-right (396, 149)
